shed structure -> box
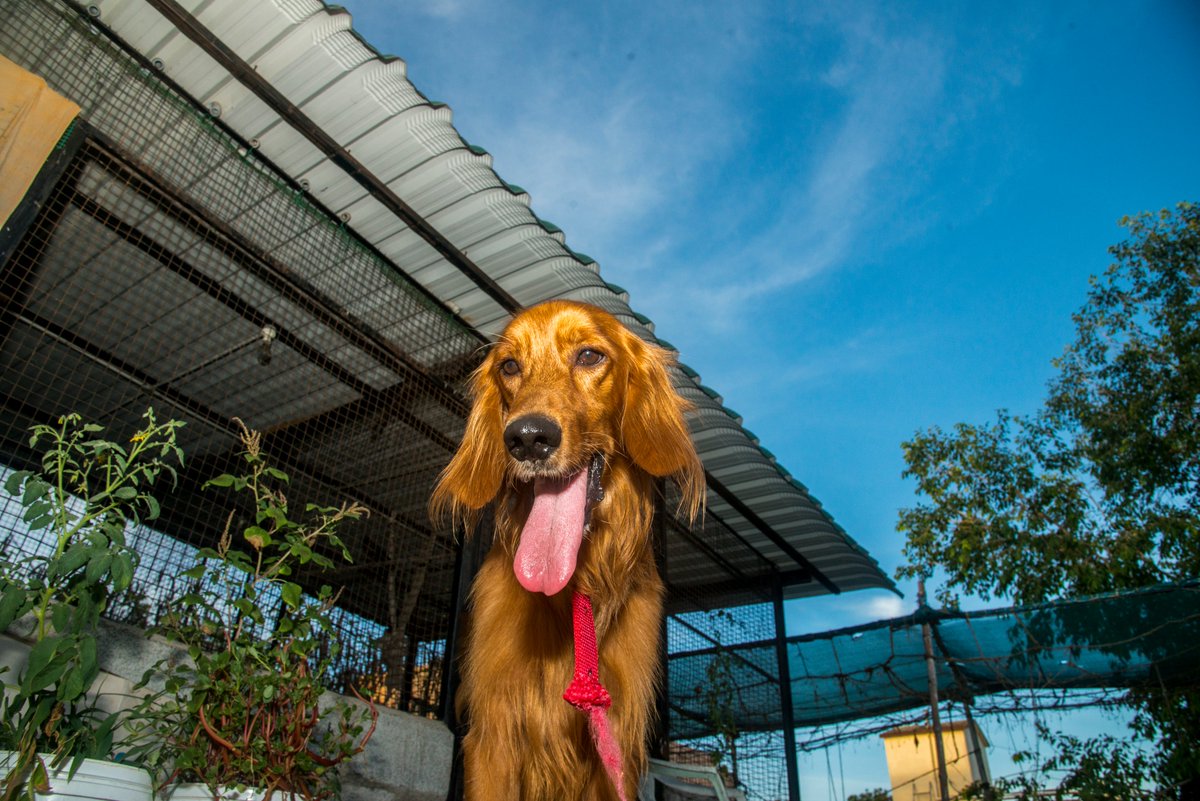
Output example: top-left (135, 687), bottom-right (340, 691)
top-left (0, 1), bottom-right (896, 798)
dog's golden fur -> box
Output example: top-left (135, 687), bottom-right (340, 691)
top-left (431, 300), bottom-right (703, 801)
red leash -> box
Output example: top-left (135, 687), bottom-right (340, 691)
top-left (563, 591), bottom-right (627, 801)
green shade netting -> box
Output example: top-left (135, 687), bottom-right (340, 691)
top-left (668, 579), bottom-right (1200, 738)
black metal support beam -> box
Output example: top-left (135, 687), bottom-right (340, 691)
top-left (69, 182), bottom-right (460, 463)
top-left (668, 567), bottom-right (815, 610)
top-left (71, 138), bottom-right (468, 461)
top-left (663, 590), bottom-right (779, 687)
top-left (71, 192), bottom-right (378, 393)
top-left (1, 120), bottom-right (88, 269)
top-left (1, 122), bottom-right (88, 348)
top-left (704, 469), bottom-right (840, 595)
top-left (651, 480), bottom-right (671, 761)
top-left (260, 379), bottom-right (460, 458)
top-left (691, 500), bottom-right (779, 573)
top-left (772, 572), bottom-right (801, 801)
top-left (138, 0), bottom-right (522, 316)
top-left (16, 308), bottom-right (237, 434)
top-left (83, 136), bottom-right (464, 400)
top-left (442, 513), bottom-right (491, 801)
top-left (60, 0), bottom-right (485, 346)
top-left (662, 509), bottom-right (762, 592)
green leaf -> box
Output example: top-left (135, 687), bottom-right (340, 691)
top-left (243, 525), bottom-right (271, 549)
top-left (24, 512), bottom-right (54, 532)
top-left (0, 584), bottom-right (30, 631)
top-left (94, 713), bottom-right (116, 755)
top-left (4, 469), bottom-right (32, 496)
top-left (68, 751), bottom-right (88, 779)
top-left (204, 474), bottom-right (237, 488)
top-left (110, 552), bottom-right (133, 591)
top-left (263, 506), bottom-right (290, 528)
top-left (280, 581), bottom-right (302, 610)
top-left (52, 543), bottom-right (92, 580)
top-left (224, 551), bottom-right (253, 573)
top-left (180, 564), bottom-right (207, 580)
top-left (23, 500), bottom-right (51, 524)
top-left (29, 753), bottom-right (50, 792)
top-left (85, 552), bottom-right (113, 584)
top-left (51, 601), bottom-right (71, 632)
top-left (23, 637), bottom-right (70, 694)
top-left (112, 486), bottom-right (138, 500)
top-left (57, 664), bottom-right (86, 702)
top-left (232, 598), bottom-right (256, 618)
top-left (144, 494), bottom-right (160, 520)
top-left (21, 477), bottom-right (49, 506)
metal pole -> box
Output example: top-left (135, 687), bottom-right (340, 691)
top-left (651, 480), bottom-right (671, 761)
top-left (918, 579), bottom-right (951, 801)
top-left (442, 513), bottom-right (491, 801)
top-left (771, 572), bottom-right (801, 801)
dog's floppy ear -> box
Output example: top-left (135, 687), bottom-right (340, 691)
top-left (430, 357), bottom-right (507, 530)
top-left (618, 329), bottom-right (705, 522)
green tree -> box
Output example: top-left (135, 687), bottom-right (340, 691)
top-left (846, 789), bottom-right (892, 801)
top-left (896, 202), bottom-right (1199, 794)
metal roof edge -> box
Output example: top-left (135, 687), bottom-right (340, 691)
top-left (89, 0), bottom-right (895, 597)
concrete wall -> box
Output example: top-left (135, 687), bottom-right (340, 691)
top-left (1, 618), bottom-right (453, 801)
top-left (881, 721), bottom-right (990, 801)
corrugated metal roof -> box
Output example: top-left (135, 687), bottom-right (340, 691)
top-left (81, 0), bottom-right (896, 600)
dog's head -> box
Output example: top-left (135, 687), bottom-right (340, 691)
top-left (431, 301), bottom-right (704, 591)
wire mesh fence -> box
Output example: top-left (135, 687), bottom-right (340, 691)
top-left (661, 482), bottom-right (797, 801)
top-left (0, 0), bottom-right (484, 720)
top-left (0, 0), bottom-right (807, 798)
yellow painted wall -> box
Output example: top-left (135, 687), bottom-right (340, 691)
top-left (881, 722), bottom-right (990, 801)
top-left (0, 54), bottom-right (79, 225)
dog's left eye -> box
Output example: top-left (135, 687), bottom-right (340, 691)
top-left (575, 348), bottom-right (605, 367)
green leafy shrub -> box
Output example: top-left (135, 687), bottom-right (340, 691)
top-left (0, 410), bottom-right (184, 801)
top-left (131, 421), bottom-right (375, 801)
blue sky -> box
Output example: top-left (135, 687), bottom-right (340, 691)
top-left (340, 0), bottom-right (1199, 795)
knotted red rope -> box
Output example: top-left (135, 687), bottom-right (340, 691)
top-left (563, 590), bottom-right (627, 801)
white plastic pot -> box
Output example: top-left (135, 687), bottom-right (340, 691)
top-left (0, 753), bottom-right (153, 801)
top-left (163, 783), bottom-right (295, 801)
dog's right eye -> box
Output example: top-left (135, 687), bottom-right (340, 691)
top-left (499, 358), bottom-right (521, 376)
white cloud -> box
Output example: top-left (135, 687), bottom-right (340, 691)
top-left (855, 592), bottom-right (907, 620)
top-left (347, 0), bottom-right (1041, 388)
top-left (360, 3), bottom-right (959, 328)
top-left (441, 11), bottom-right (749, 258)
top-left (777, 325), bottom-right (917, 387)
top-left (645, 13), bottom-right (949, 331)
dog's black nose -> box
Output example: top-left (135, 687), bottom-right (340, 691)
top-left (504, 414), bottom-right (562, 462)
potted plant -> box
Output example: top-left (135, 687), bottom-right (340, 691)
top-left (0, 410), bottom-right (185, 801)
top-left (130, 421), bottom-right (376, 801)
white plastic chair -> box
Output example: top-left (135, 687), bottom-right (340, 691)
top-left (637, 758), bottom-right (747, 801)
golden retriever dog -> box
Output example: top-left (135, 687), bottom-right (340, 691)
top-left (431, 300), bottom-right (704, 801)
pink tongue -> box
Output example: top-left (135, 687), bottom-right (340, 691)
top-left (513, 469), bottom-right (588, 596)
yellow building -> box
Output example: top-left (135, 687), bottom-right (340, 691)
top-left (881, 720), bottom-right (990, 801)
